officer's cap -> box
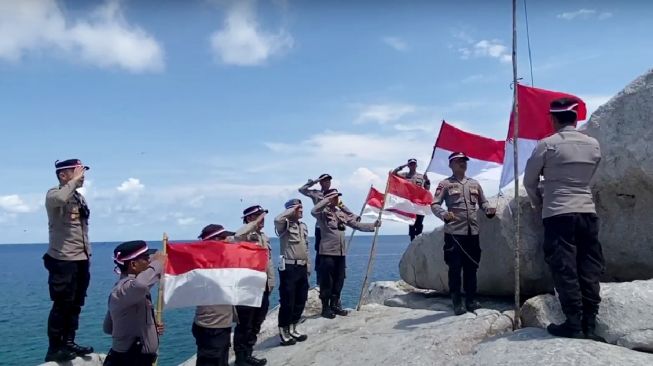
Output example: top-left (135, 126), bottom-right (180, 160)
top-left (284, 199), bottom-right (302, 209)
top-left (407, 158), bottom-right (417, 164)
top-left (324, 188), bottom-right (342, 199)
top-left (198, 224), bottom-right (234, 240)
top-left (113, 240), bottom-right (156, 265)
top-left (550, 98), bottom-right (580, 115)
top-left (55, 159), bottom-right (90, 172)
top-left (242, 205), bottom-right (268, 218)
top-left (448, 152), bottom-right (470, 162)
top-left (318, 173), bottom-right (332, 182)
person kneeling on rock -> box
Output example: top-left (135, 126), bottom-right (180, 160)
top-left (274, 199), bottom-right (310, 346)
top-left (431, 152), bottom-right (496, 315)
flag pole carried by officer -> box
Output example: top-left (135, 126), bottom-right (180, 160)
top-left (43, 159), bottom-right (94, 362)
top-left (431, 152), bottom-right (496, 315)
top-left (524, 98), bottom-right (605, 341)
top-left (274, 199), bottom-right (310, 346)
top-left (392, 158), bottom-right (431, 241)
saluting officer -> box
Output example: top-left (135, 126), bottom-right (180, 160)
top-left (274, 199), bottom-right (310, 346)
top-left (524, 98), bottom-right (605, 341)
top-left (193, 224), bottom-right (237, 366)
top-left (311, 189), bottom-right (380, 319)
top-left (103, 240), bottom-right (166, 366)
top-left (431, 152), bottom-right (496, 315)
top-left (393, 158), bottom-right (431, 241)
top-left (43, 159), bottom-right (93, 362)
top-left (233, 205), bottom-right (275, 366)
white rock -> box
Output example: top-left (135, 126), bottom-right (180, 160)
top-left (520, 279), bottom-right (653, 352)
top-left (40, 353), bottom-right (105, 366)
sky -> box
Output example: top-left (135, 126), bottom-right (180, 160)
top-left (1, 0), bottom-right (652, 244)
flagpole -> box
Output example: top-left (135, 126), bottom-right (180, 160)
top-left (154, 232), bottom-right (168, 366)
top-left (356, 173), bottom-right (391, 311)
top-left (511, 0), bottom-right (522, 330)
top-left (345, 184), bottom-right (372, 255)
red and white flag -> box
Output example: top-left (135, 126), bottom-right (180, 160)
top-left (426, 121), bottom-right (505, 185)
top-left (163, 241), bottom-right (269, 309)
top-left (362, 174), bottom-right (433, 223)
top-left (499, 84), bottom-right (586, 189)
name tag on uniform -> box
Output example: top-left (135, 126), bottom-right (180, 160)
top-left (448, 188), bottom-right (461, 196)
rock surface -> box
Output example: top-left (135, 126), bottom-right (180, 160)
top-left (40, 353), bottom-right (105, 366)
top-left (521, 279), bottom-right (653, 352)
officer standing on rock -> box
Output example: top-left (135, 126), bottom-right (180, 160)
top-left (524, 98), bottom-right (605, 341)
top-left (274, 199), bottom-right (310, 346)
top-left (393, 158), bottom-right (431, 241)
top-left (43, 159), bottom-right (94, 362)
top-left (431, 152), bottom-right (496, 315)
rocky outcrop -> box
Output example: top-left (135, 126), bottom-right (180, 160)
top-left (521, 279), bottom-right (653, 352)
top-left (40, 353), bottom-right (105, 366)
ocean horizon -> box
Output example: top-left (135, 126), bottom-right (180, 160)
top-left (0, 234), bottom-right (412, 366)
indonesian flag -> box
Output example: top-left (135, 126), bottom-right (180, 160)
top-left (362, 174), bottom-right (433, 223)
top-left (163, 241), bottom-right (269, 309)
top-left (499, 84), bottom-right (586, 189)
top-left (426, 121), bottom-right (505, 185)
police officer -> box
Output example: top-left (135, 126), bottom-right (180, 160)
top-left (299, 174), bottom-right (358, 283)
top-left (311, 189), bottom-right (380, 318)
top-left (524, 98), bottom-right (604, 341)
top-left (43, 159), bottom-right (93, 362)
top-left (393, 158), bottom-right (431, 241)
top-left (103, 240), bottom-right (166, 366)
top-left (274, 199), bottom-right (310, 346)
top-left (193, 224), bottom-right (237, 366)
top-left (431, 152), bottom-right (496, 315)
top-left (233, 205), bottom-right (274, 366)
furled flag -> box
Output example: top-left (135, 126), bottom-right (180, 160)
top-left (163, 241), bottom-right (269, 309)
top-left (499, 84), bottom-right (586, 189)
top-left (426, 121), bottom-right (505, 185)
top-left (362, 174), bottom-right (433, 223)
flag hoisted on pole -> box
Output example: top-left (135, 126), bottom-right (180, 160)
top-left (154, 232), bottom-right (168, 366)
top-left (511, 0), bottom-right (522, 330)
top-left (356, 173), bottom-right (391, 311)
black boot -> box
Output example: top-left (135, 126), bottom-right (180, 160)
top-left (321, 298), bottom-right (335, 319)
top-left (451, 293), bottom-right (466, 315)
top-left (290, 323), bottom-right (308, 342)
top-left (582, 314), bottom-right (606, 342)
top-left (547, 313), bottom-right (584, 339)
top-left (235, 351), bottom-right (250, 366)
top-left (246, 350), bottom-right (267, 366)
top-left (465, 296), bottom-right (482, 312)
top-left (45, 336), bottom-right (77, 362)
top-left (65, 333), bottom-right (93, 356)
top-left (279, 326), bottom-right (297, 346)
top-left (330, 296), bottom-right (349, 316)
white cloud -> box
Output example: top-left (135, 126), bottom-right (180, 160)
top-left (557, 9), bottom-right (613, 21)
top-left (455, 32), bottom-right (511, 64)
top-left (117, 178), bottom-right (145, 193)
top-left (382, 36), bottom-right (408, 51)
top-left (210, 0), bottom-right (293, 66)
top-left (0, 0), bottom-right (164, 72)
top-left (393, 123), bottom-right (436, 133)
top-left (177, 217), bottom-right (196, 226)
top-left (0, 195), bottom-right (32, 213)
top-left (355, 103), bottom-right (417, 124)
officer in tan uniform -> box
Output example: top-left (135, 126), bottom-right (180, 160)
top-left (43, 159), bottom-right (93, 362)
top-left (103, 240), bottom-right (166, 366)
top-left (311, 189), bottom-right (380, 319)
top-left (274, 199), bottom-right (310, 346)
top-left (393, 158), bottom-right (431, 241)
top-left (233, 205), bottom-right (274, 366)
top-left (524, 98), bottom-right (604, 341)
top-left (431, 152), bottom-right (496, 315)
top-left (193, 224), bottom-right (237, 366)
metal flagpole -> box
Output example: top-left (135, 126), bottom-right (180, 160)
top-left (154, 233), bottom-right (168, 366)
top-left (511, 0), bottom-right (522, 330)
top-left (356, 174), bottom-right (391, 310)
top-left (345, 184), bottom-right (373, 255)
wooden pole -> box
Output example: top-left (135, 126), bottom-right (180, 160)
top-left (356, 174), bottom-right (391, 311)
top-left (345, 184), bottom-right (372, 255)
top-left (154, 233), bottom-right (168, 366)
top-left (511, 0), bottom-right (522, 330)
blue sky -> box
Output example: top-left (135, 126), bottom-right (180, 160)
top-left (1, 0), bottom-right (652, 244)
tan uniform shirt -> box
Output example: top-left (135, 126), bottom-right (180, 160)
top-left (298, 182), bottom-right (358, 228)
top-left (194, 305), bottom-right (233, 329)
top-left (396, 170), bottom-right (431, 190)
top-left (45, 180), bottom-right (91, 261)
top-left (431, 176), bottom-right (490, 235)
top-left (274, 208), bottom-right (311, 271)
top-left (524, 126), bottom-right (601, 219)
top-left (311, 198), bottom-right (375, 256)
top-left (234, 222), bottom-right (275, 291)
top-left (103, 260), bottom-right (163, 354)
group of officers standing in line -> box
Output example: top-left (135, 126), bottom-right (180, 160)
top-left (41, 97), bottom-right (606, 366)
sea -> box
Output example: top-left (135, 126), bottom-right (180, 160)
top-left (0, 235), bottom-right (410, 366)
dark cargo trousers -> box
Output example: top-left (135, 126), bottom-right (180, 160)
top-left (278, 264), bottom-right (309, 327)
top-left (234, 290), bottom-right (270, 354)
top-left (443, 234), bottom-right (481, 297)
